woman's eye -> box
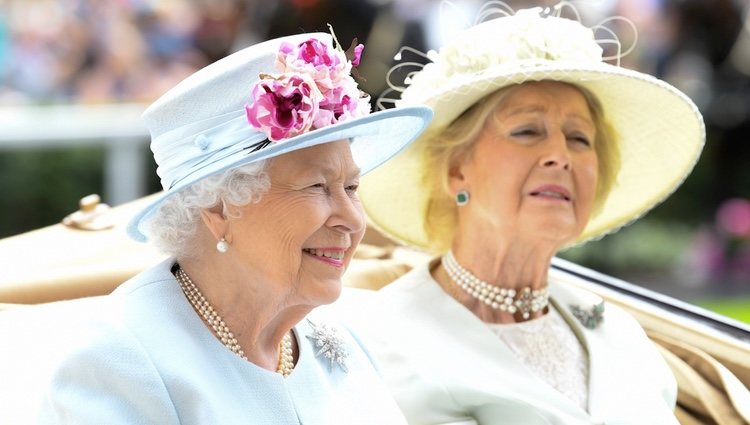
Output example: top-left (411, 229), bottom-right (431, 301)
top-left (511, 128), bottom-right (540, 137)
top-left (569, 134), bottom-right (591, 146)
top-left (345, 184), bottom-right (359, 194)
top-left (309, 183), bottom-right (327, 191)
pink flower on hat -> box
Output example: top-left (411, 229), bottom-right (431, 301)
top-left (314, 76), bottom-right (365, 127)
top-left (246, 30), bottom-right (370, 143)
top-left (277, 38), bottom-right (349, 91)
top-left (245, 73), bottom-right (323, 142)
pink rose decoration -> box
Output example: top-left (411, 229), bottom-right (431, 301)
top-left (298, 39), bottom-right (340, 67)
top-left (315, 77), bottom-right (368, 128)
top-left (277, 39), bottom-right (350, 91)
top-left (245, 73), bottom-right (323, 142)
top-left (246, 30), bottom-right (370, 142)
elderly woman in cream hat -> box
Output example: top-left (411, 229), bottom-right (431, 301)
top-left (342, 5), bottom-right (704, 425)
top-left (37, 31), bottom-right (431, 423)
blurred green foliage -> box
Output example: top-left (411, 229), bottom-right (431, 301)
top-left (696, 299), bottom-right (750, 324)
top-left (559, 219), bottom-right (695, 275)
top-left (0, 148), bottom-right (105, 237)
top-left (0, 147), bottom-right (161, 238)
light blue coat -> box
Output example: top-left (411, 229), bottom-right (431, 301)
top-left (37, 259), bottom-right (407, 425)
top-left (337, 261), bottom-right (678, 425)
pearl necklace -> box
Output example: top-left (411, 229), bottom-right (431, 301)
top-left (174, 265), bottom-right (294, 377)
top-left (442, 250), bottom-right (549, 320)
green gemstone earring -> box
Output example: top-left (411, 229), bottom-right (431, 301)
top-left (456, 190), bottom-right (470, 206)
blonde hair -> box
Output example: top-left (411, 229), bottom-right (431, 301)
top-left (422, 82), bottom-right (621, 254)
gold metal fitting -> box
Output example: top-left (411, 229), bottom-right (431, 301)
top-left (61, 194), bottom-right (115, 231)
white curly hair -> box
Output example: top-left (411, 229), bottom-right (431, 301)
top-left (144, 160), bottom-right (270, 258)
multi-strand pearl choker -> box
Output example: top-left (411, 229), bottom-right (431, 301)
top-left (174, 265), bottom-right (294, 377)
top-left (442, 250), bottom-right (549, 320)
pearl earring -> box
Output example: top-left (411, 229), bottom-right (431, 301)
top-left (216, 238), bottom-right (229, 253)
top-left (456, 190), bottom-right (470, 206)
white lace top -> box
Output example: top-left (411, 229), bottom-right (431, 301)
top-left (487, 306), bottom-right (589, 411)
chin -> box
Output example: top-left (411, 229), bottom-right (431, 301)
top-left (308, 280), bottom-right (344, 307)
top-left (531, 216), bottom-right (581, 239)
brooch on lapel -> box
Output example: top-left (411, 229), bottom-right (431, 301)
top-left (306, 319), bottom-right (349, 373)
top-left (570, 301), bottom-right (605, 330)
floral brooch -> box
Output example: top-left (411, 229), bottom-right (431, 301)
top-left (306, 319), bottom-right (349, 374)
top-left (570, 301), bottom-right (605, 330)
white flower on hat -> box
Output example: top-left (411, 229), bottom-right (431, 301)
top-left (402, 8), bottom-right (603, 104)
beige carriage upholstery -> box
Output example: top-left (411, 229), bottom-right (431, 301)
top-left (1, 195), bottom-right (749, 424)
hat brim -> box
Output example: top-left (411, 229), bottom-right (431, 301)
top-left (361, 63), bottom-right (705, 251)
top-left (127, 105), bottom-right (433, 242)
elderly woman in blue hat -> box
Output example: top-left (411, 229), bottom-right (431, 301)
top-left (37, 31), bottom-right (431, 423)
top-left (342, 5), bottom-right (705, 425)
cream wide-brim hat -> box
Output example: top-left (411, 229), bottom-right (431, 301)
top-left (359, 8), bottom-right (705, 251)
top-left (127, 31), bottom-right (432, 242)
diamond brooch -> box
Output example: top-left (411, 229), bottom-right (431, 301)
top-left (306, 319), bottom-right (349, 373)
top-left (570, 301), bottom-right (605, 330)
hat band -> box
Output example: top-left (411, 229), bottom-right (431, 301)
top-left (152, 111), bottom-right (267, 190)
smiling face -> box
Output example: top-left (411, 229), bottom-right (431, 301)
top-left (223, 140), bottom-right (365, 307)
top-left (450, 81), bottom-right (599, 249)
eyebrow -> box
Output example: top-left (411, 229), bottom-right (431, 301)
top-left (305, 161), bottom-right (361, 180)
top-left (345, 167), bottom-right (362, 180)
top-left (503, 105), bottom-right (546, 117)
top-left (502, 105), bottom-right (594, 125)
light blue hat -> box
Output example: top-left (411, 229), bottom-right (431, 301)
top-left (127, 31), bottom-right (432, 242)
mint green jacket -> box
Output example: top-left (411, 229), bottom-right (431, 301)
top-left (338, 262), bottom-right (678, 425)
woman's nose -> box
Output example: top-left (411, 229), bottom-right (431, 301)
top-left (328, 189), bottom-right (365, 234)
top-left (539, 131), bottom-right (572, 171)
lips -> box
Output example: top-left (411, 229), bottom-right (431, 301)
top-left (529, 185), bottom-right (571, 201)
top-left (302, 248), bottom-right (346, 260)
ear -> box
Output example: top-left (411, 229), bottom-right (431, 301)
top-left (200, 200), bottom-right (232, 243)
top-left (447, 157), bottom-right (468, 194)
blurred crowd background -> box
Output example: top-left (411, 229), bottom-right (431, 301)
top-left (0, 0), bottom-right (748, 321)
